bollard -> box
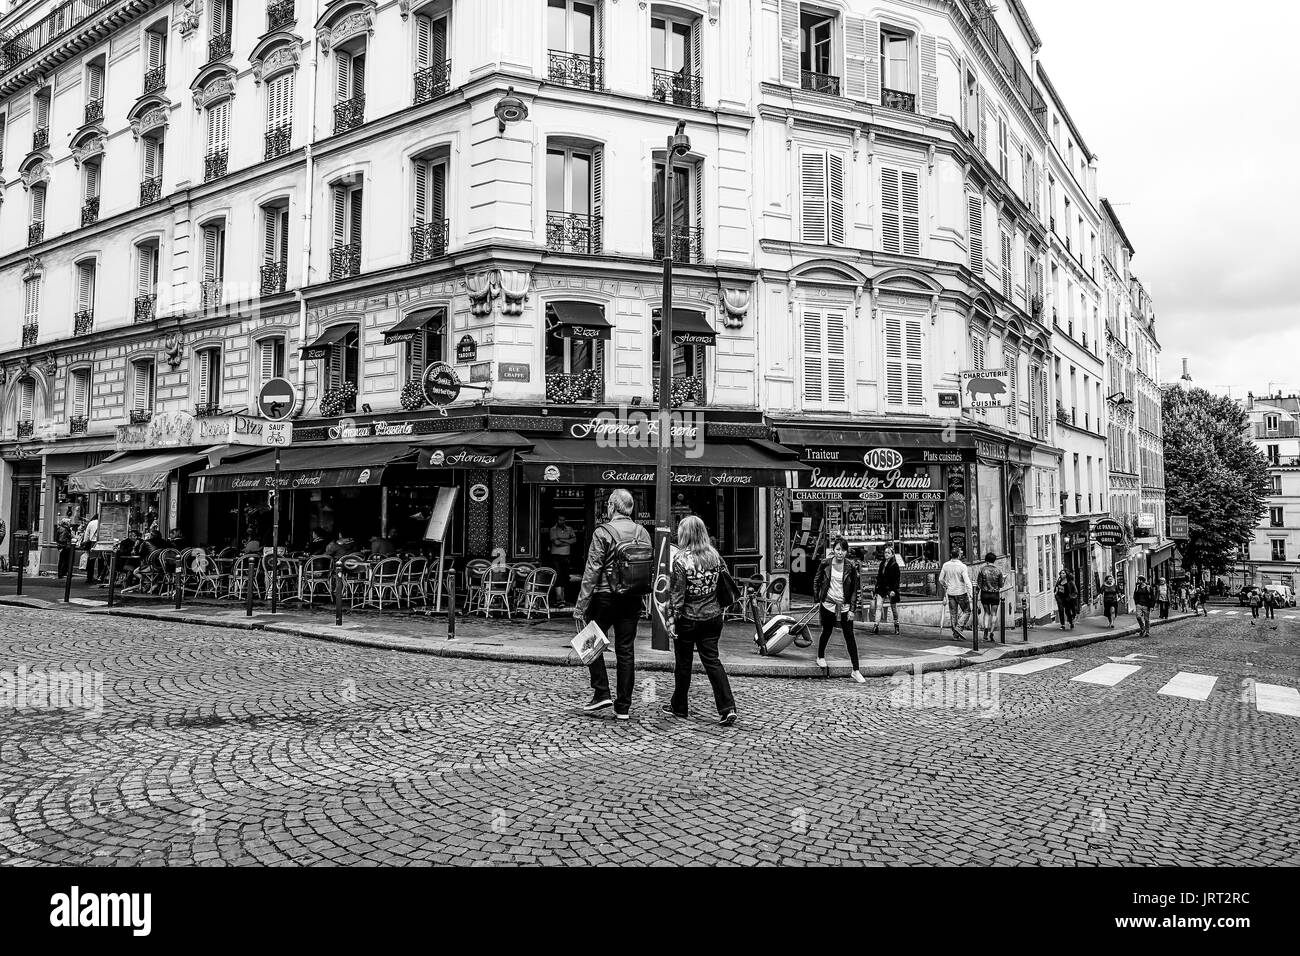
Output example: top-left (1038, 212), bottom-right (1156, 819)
top-left (106, 551), bottom-right (118, 608)
top-left (971, 596), bottom-right (979, 653)
top-left (446, 570), bottom-right (456, 641)
top-left (245, 557), bottom-right (256, 617)
top-left (1021, 597), bottom-right (1030, 643)
top-left (15, 534), bottom-right (28, 596)
top-left (999, 598), bottom-right (1006, 644)
top-left (174, 557), bottom-right (184, 610)
top-left (334, 560), bottom-right (344, 627)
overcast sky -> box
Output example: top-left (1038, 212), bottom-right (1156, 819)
top-left (1026, 0), bottom-right (1300, 399)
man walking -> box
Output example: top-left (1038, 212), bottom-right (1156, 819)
top-left (1263, 589), bottom-right (1276, 622)
top-left (1133, 575), bottom-right (1155, 637)
top-left (975, 552), bottom-right (1005, 644)
top-left (573, 489), bottom-right (653, 720)
top-left (938, 548), bottom-right (973, 641)
top-left (83, 513), bottom-right (101, 585)
top-left (872, 546), bottom-right (903, 635)
top-left (1156, 577), bottom-right (1170, 619)
top-left (548, 516), bottom-right (577, 607)
top-left (55, 519), bottom-right (73, 578)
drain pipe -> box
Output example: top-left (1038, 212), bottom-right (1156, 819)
top-left (293, 23), bottom-right (321, 419)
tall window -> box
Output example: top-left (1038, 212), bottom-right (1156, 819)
top-left (325, 326), bottom-right (360, 406)
top-left (1270, 507), bottom-right (1284, 527)
top-left (23, 276), bottom-right (40, 328)
top-left (799, 149), bottom-right (845, 246)
top-left (405, 321), bottom-right (444, 385)
top-left (75, 260), bottom-right (96, 322)
top-left (201, 220), bottom-right (226, 307)
top-left (652, 159), bottom-right (700, 260)
top-left (879, 25), bottom-right (913, 107)
top-left (135, 240), bottom-right (160, 316)
top-left (33, 88), bottom-right (51, 148)
top-left (132, 359), bottom-right (156, 411)
top-left (884, 313), bottom-right (925, 408)
top-left (210, 0), bottom-right (232, 58)
top-left (1267, 444), bottom-right (1280, 465)
top-left (69, 368), bottom-right (90, 420)
top-left (548, 0), bottom-right (596, 56)
top-left (85, 60), bottom-right (105, 122)
top-left (967, 193), bottom-right (983, 272)
top-left (997, 115), bottom-right (1008, 179)
top-left (18, 378), bottom-right (35, 426)
top-left (800, 9), bottom-right (836, 91)
top-left (329, 182), bottom-right (363, 278)
top-left (999, 228), bottom-right (1012, 299)
top-left (800, 306), bottom-right (847, 410)
top-left (195, 347), bottom-right (222, 408)
top-left (650, 13), bottom-right (700, 106)
top-left (82, 159), bottom-right (101, 224)
top-left (334, 38), bottom-right (367, 132)
top-left (1004, 348), bottom-right (1018, 430)
top-left (260, 203), bottom-right (290, 294)
top-left (205, 99), bottom-right (229, 180)
top-left (1272, 540), bottom-right (1287, 562)
top-left (412, 151), bottom-right (449, 260)
top-left (265, 71), bottom-right (294, 159)
top-left (964, 71), bottom-right (977, 137)
top-left (880, 166), bottom-right (920, 256)
top-left (546, 143), bottom-right (601, 254)
top-left (144, 25), bottom-right (167, 91)
top-left (30, 182), bottom-right (47, 230)
top-left (257, 338), bottom-right (286, 392)
top-left (414, 3), bottom-right (451, 103)
top-left (141, 132), bottom-right (164, 204)
top-left (1265, 413), bottom-right (1279, 432)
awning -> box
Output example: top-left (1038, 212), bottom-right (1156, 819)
top-left (1148, 542), bottom-right (1175, 568)
top-left (68, 450), bottom-right (209, 493)
top-left (519, 438), bottom-right (807, 487)
top-left (547, 301), bottom-right (613, 340)
top-left (416, 431), bottom-right (532, 471)
top-left (300, 324), bottom-right (353, 360)
top-left (652, 309), bottom-right (716, 346)
top-left (384, 308), bottom-right (445, 345)
top-left (188, 442), bottom-right (419, 493)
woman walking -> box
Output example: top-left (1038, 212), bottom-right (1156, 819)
top-left (1054, 570), bottom-right (1078, 630)
top-left (1101, 574), bottom-right (1119, 627)
top-left (662, 515), bottom-right (737, 726)
top-left (814, 537), bottom-right (866, 682)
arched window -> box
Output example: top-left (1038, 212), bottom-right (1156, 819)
top-left (411, 146), bottom-right (449, 261)
top-left (546, 138), bottom-right (602, 254)
top-left (260, 199), bottom-right (291, 293)
top-left (412, 1), bottom-right (452, 104)
top-left (134, 239), bottom-right (161, 322)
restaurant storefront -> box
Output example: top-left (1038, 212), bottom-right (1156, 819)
top-left (1061, 518), bottom-right (1092, 610)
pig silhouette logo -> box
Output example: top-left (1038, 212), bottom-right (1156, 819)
top-left (966, 377), bottom-right (1007, 398)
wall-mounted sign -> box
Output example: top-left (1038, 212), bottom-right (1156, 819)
top-left (938, 392), bottom-right (960, 408)
top-left (195, 414), bottom-right (265, 446)
top-left (469, 482), bottom-right (490, 503)
top-left (973, 438), bottom-right (1008, 461)
top-left (862, 448), bottom-right (905, 472)
top-left (115, 411), bottom-right (196, 452)
top-left (1168, 515), bottom-right (1189, 539)
top-left (258, 377), bottom-right (296, 421)
top-left (470, 362), bottom-right (491, 383)
top-left (499, 362), bottom-right (530, 382)
top-left (960, 369), bottom-right (1011, 409)
top-left (456, 335), bottom-right (478, 364)
top-left (422, 361), bottom-right (461, 408)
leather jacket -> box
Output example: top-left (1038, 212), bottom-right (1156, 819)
top-left (875, 556), bottom-right (902, 596)
top-left (814, 558), bottom-right (860, 610)
top-left (575, 515), bottom-right (652, 617)
top-left (670, 551), bottom-right (722, 623)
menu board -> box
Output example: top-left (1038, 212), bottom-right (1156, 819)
top-left (93, 503), bottom-right (132, 551)
top-left (424, 487), bottom-right (458, 543)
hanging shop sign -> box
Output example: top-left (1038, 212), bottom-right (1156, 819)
top-left (499, 363), bottom-right (530, 382)
top-left (456, 335), bottom-right (479, 364)
top-left (1092, 518), bottom-right (1125, 547)
top-left (960, 370), bottom-right (1011, 409)
top-left (422, 362), bottom-right (462, 408)
top-left (1168, 515), bottom-right (1189, 539)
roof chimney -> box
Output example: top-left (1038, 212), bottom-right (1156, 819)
top-left (1180, 358), bottom-right (1192, 383)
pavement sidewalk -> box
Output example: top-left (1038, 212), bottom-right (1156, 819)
top-left (0, 571), bottom-right (1198, 677)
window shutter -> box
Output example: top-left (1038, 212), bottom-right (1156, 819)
top-left (880, 166), bottom-right (900, 253)
top-left (800, 150), bottom-right (827, 245)
top-left (137, 245), bottom-right (153, 294)
top-left (843, 18), bottom-right (867, 100)
top-left (594, 0), bottom-right (604, 59)
top-left (884, 315), bottom-right (903, 405)
top-left (353, 53), bottom-right (367, 96)
top-left (278, 208), bottom-right (290, 265)
top-left (778, 0), bottom-right (800, 86)
top-left (77, 263), bottom-right (93, 309)
top-left (1000, 230), bottom-right (1012, 298)
top-left (32, 185), bottom-right (45, 222)
top-left (904, 317), bottom-right (924, 406)
top-left (328, 339), bottom-right (344, 389)
top-left (84, 162), bottom-right (100, 200)
top-left (900, 170), bottom-right (920, 255)
top-left (25, 277), bottom-right (41, 323)
top-left (977, 85), bottom-right (987, 156)
top-left (260, 340), bottom-right (275, 384)
top-left (73, 371), bottom-right (88, 417)
top-left (408, 330), bottom-right (426, 380)
top-left (433, 16), bottom-right (448, 63)
top-left (967, 194), bottom-right (983, 272)
top-left (432, 161), bottom-right (447, 220)
top-left (416, 14), bottom-right (432, 68)
top-left (863, 18), bottom-right (881, 104)
top-left (827, 153), bottom-right (845, 246)
top-left (20, 381), bottom-right (33, 420)
top-left (332, 186), bottom-right (347, 245)
top-left (203, 226), bottom-right (218, 280)
top-left (198, 350), bottom-right (210, 404)
top-left (1005, 350), bottom-right (1018, 427)
top-left (35, 92), bottom-right (49, 128)
top-left (263, 208), bottom-right (278, 263)
top-left (147, 32), bottom-right (164, 70)
top-left (349, 189), bottom-right (363, 252)
top-left (133, 363), bottom-right (148, 409)
top-left (690, 18), bottom-right (702, 86)
top-left (592, 146), bottom-right (603, 222)
top-left (802, 308), bottom-right (823, 406)
top-left (413, 159), bottom-right (429, 223)
top-left (87, 63), bottom-right (104, 100)
top-left (143, 136), bottom-right (158, 177)
top-left (972, 332), bottom-right (985, 370)
top-left (919, 33), bottom-right (937, 115)
top-left (337, 51), bottom-right (353, 101)
top-left (212, 0), bottom-right (227, 34)
top-left (826, 310), bottom-right (847, 405)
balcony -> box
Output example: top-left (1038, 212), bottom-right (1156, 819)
top-left (264, 124), bottom-right (291, 160)
top-left (74, 309), bottom-right (94, 335)
top-left (881, 87), bottom-right (916, 112)
top-left (28, 221), bottom-right (44, 246)
top-left (1030, 294), bottom-right (1044, 320)
top-left (545, 371), bottom-right (604, 405)
top-left (651, 224), bottom-right (703, 264)
top-left (133, 293), bottom-right (156, 323)
top-left (17, 421), bottom-right (35, 440)
top-left (652, 374), bottom-right (705, 407)
top-left (650, 68), bottom-right (702, 108)
top-left (329, 242), bottom-right (361, 280)
top-left (194, 403), bottom-right (223, 418)
top-left (139, 175), bottom-right (162, 205)
top-left (129, 409), bottom-right (153, 425)
top-left (200, 279), bottom-right (223, 310)
top-left (83, 97), bottom-right (104, 124)
top-left (69, 416), bottom-right (89, 436)
top-left (413, 59), bottom-right (452, 105)
top-left (410, 220), bottom-right (450, 262)
top-left (22, 323), bottom-right (39, 347)
top-left (800, 70), bottom-right (840, 96)
top-left (80, 196), bottom-right (100, 226)
top-left (334, 95), bottom-right (365, 134)
top-left (266, 0), bottom-right (295, 32)
top-left (208, 30), bottom-right (231, 61)
top-left (548, 50), bottom-right (604, 91)
top-left (969, 0), bottom-right (1048, 130)
top-left (0, 0), bottom-right (116, 74)
top-left (143, 65), bottom-right (165, 94)
top-left (546, 211), bottom-right (602, 255)
top-left (33, 126), bottom-right (49, 150)
top-left (260, 261), bottom-right (287, 296)
top-left (204, 149), bottom-right (228, 182)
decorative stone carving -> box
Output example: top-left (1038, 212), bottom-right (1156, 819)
top-left (0, 365), bottom-right (7, 386)
top-left (720, 287), bottom-right (750, 329)
top-left (70, 135), bottom-right (104, 168)
top-left (193, 74), bottom-right (235, 110)
top-left (398, 0), bottom-right (412, 19)
top-left (178, 0), bottom-right (204, 36)
top-left (708, 1), bottom-right (721, 24)
top-left (163, 333), bottom-right (185, 370)
top-left (131, 105), bottom-right (170, 140)
top-left (42, 352), bottom-right (57, 376)
top-left (253, 45), bottom-right (300, 85)
top-left (498, 270), bottom-right (531, 316)
top-left (22, 256), bottom-right (43, 280)
top-left (20, 161), bottom-right (50, 190)
top-left (466, 272), bottom-right (498, 317)
top-left (319, 9), bottom-right (374, 56)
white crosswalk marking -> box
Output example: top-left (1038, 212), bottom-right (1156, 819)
top-left (1223, 610), bottom-right (1239, 616)
top-left (992, 658), bottom-right (1074, 676)
top-left (1071, 663), bottom-right (1142, 686)
top-left (1158, 672), bottom-right (1218, 701)
top-left (1254, 683), bottom-right (1300, 717)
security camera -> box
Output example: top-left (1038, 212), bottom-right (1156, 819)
top-left (669, 120), bottom-right (690, 156)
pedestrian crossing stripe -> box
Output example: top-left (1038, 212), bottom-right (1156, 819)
top-left (1157, 672), bottom-right (1218, 701)
top-left (1206, 609), bottom-right (1298, 620)
top-left (1071, 662), bottom-right (1142, 686)
top-left (1255, 683), bottom-right (1300, 717)
top-left (991, 658), bottom-right (1073, 676)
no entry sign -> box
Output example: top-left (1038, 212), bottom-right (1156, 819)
top-left (258, 377), bottom-right (295, 422)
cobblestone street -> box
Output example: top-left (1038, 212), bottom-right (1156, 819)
top-left (1, 605), bottom-right (1297, 866)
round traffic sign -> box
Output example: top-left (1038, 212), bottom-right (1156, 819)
top-left (258, 377), bottom-right (296, 422)
top-left (422, 362), bottom-right (461, 408)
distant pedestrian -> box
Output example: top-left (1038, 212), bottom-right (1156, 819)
top-left (1188, 584), bottom-right (1205, 616)
top-left (1248, 589), bottom-right (1262, 623)
top-left (872, 545), bottom-right (903, 635)
top-left (55, 519), bottom-right (73, 578)
top-left (1101, 574), bottom-right (1119, 627)
top-left (975, 552), bottom-right (1005, 644)
top-left (548, 516), bottom-right (577, 607)
top-left (939, 548), bottom-right (973, 640)
top-left (1156, 578), bottom-right (1170, 619)
top-left (662, 515), bottom-right (737, 726)
top-left (83, 513), bottom-right (101, 584)
top-left (1054, 570), bottom-right (1078, 630)
top-left (1263, 589), bottom-right (1276, 621)
top-left (814, 537), bottom-right (865, 682)
top-left (1133, 576), bottom-right (1156, 637)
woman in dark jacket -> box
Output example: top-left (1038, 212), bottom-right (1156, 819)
top-left (1054, 570), bottom-right (1079, 629)
top-left (872, 546), bottom-right (903, 635)
top-left (663, 515), bottom-right (737, 725)
top-left (813, 537), bottom-right (865, 682)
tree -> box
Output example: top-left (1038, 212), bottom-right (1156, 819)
top-left (1162, 387), bottom-right (1270, 576)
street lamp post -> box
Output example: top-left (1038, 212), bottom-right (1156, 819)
top-left (653, 121), bottom-right (691, 652)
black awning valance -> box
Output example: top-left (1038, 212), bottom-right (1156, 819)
top-left (519, 438), bottom-right (807, 487)
top-left (300, 324), bottom-right (354, 360)
top-left (188, 442), bottom-right (418, 493)
top-left (547, 301), bottom-right (613, 340)
top-left (384, 308), bottom-right (445, 345)
top-left (652, 308), bottom-right (716, 346)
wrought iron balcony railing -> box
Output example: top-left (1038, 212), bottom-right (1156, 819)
top-left (140, 175), bottom-right (162, 205)
top-left (267, 0), bottom-right (295, 32)
top-left (134, 293), bottom-right (156, 323)
top-left (548, 50), bottom-right (604, 91)
top-left (970, 0), bottom-right (1048, 131)
top-left (329, 242), bottom-right (362, 280)
top-left (650, 68), bottom-right (702, 108)
top-left (264, 124), bottom-right (291, 160)
top-left (414, 59), bottom-right (452, 104)
top-left (260, 261), bottom-right (288, 296)
top-left (84, 97), bottom-right (103, 124)
top-left (28, 221), bottom-right (44, 245)
top-left (143, 65), bottom-right (165, 94)
top-left (652, 374), bottom-right (705, 407)
top-left (17, 420), bottom-right (35, 439)
top-left (652, 224), bottom-right (703, 264)
top-left (129, 409), bottom-right (153, 425)
top-left (74, 309), bottom-right (94, 335)
top-left (0, 0), bottom-right (115, 75)
top-left (22, 323), bottom-right (39, 347)
top-left (69, 415), bottom-right (89, 436)
top-left (194, 402), bottom-right (223, 418)
top-left (334, 95), bottom-right (365, 134)
top-left (801, 70), bottom-right (840, 96)
top-left (204, 148), bottom-right (228, 182)
top-left (545, 371), bottom-right (604, 405)
top-left (882, 87), bottom-right (916, 112)
top-left (1030, 294), bottom-right (1044, 319)
top-left (80, 196), bottom-right (100, 226)
top-left (33, 126), bottom-right (49, 150)
top-left (201, 279), bottom-right (223, 310)
top-left (208, 30), bottom-right (231, 61)
top-left (410, 219), bottom-right (449, 262)
top-left (546, 211), bottom-right (602, 255)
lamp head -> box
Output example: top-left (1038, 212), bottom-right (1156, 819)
top-left (669, 120), bottom-right (690, 157)
top-left (494, 87), bottom-right (529, 134)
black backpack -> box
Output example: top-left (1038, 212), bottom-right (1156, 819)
top-left (601, 527), bottom-right (654, 597)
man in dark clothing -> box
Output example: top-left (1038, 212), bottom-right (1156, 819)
top-left (573, 489), bottom-right (653, 720)
top-left (872, 546), bottom-right (902, 635)
top-left (55, 520), bottom-right (73, 578)
top-left (1132, 576), bottom-right (1156, 637)
top-left (975, 552), bottom-right (1005, 643)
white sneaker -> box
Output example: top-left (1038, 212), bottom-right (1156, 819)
top-left (816, 657), bottom-right (826, 668)
top-left (850, 670), bottom-right (866, 683)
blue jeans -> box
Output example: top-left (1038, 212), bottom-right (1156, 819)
top-left (671, 616), bottom-right (735, 716)
top-left (586, 593), bottom-right (641, 714)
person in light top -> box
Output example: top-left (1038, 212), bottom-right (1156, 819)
top-left (813, 537), bottom-right (866, 683)
top-left (938, 548), bottom-right (973, 640)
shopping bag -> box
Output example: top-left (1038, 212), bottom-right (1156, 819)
top-left (77, 553), bottom-right (89, 572)
top-left (570, 620), bottom-right (610, 666)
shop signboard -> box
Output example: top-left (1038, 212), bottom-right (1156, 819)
top-left (499, 363), bottom-right (530, 382)
top-left (116, 411), bottom-right (196, 452)
top-left (422, 362), bottom-right (462, 409)
top-left (1169, 515), bottom-right (1189, 539)
top-left (1092, 518), bottom-right (1125, 547)
top-left (95, 502), bottom-right (132, 550)
top-left (196, 414), bottom-right (264, 446)
top-left (1136, 512), bottom-right (1157, 537)
top-left (960, 369), bottom-right (1011, 409)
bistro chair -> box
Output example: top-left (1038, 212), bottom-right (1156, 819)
top-left (128, 550), bottom-right (166, 595)
top-left (362, 557), bottom-right (405, 611)
top-left (336, 554), bottom-right (371, 607)
top-left (509, 562), bottom-right (536, 612)
top-left (463, 559), bottom-right (493, 614)
top-left (397, 557), bottom-right (429, 607)
top-left (299, 556), bottom-right (335, 604)
top-left (156, 548), bottom-right (181, 595)
top-left (188, 548), bottom-right (224, 599)
top-left (752, 577), bottom-right (788, 622)
top-left (480, 566), bottom-right (514, 618)
top-left (262, 554), bottom-right (301, 606)
top-left (519, 567), bottom-right (557, 619)
top-left (225, 554), bottom-right (262, 602)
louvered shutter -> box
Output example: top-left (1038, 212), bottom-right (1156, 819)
top-left (828, 153), bottom-right (845, 246)
top-left (904, 318), bottom-right (924, 406)
top-left (84, 162), bottom-right (100, 200)
top-left (25, 277), bottom-right (40, 323)
top-left (349, 189), bottom-right (363, 252)
top-left (593, 0), bottom-right (604, 59)
top-left (802, 309), bottom-right (823, 406)
top-left (880, 166), bottom-right (900, 253)
top-left (20, 380), bottom-right (33, 420)
top-left (0, 118), bottom-right (6, 164)
top-left (143, 136), bottom-right (159, 177)
top-left (1000, 230), bottom-right (1012, 298)
top-left (332, 186), bottom-right (347, 245)
top-left (884, 315), bottom-right (904, 405)
top-left (967, 194), bottom-right (983, 272)
top-left (778, 0), bottom-right (800, 86)
top-left (353, 54), bottom-right (366, 96)
top-left (977, 85), bottom-right (987, 156)
top-left (263, 208), bottom-right (278, 263)
top-left (416, 14), bottom-right (432, 68)
top-left (203, 226), bottom-right (219, 280)
top-left (432, 161), bottom-right (447, 220)
top-left (843, 18), bottom-right (867, 100)
top-left (87, 63), bottom-right (104, 101)
top-left (35, 92), bottom-right (49, 128)
top-left (692, 162), bottom-right (702, 240)
top-left (77, 263), bottom-right (94, 310)
top-left (133, 363), bottom-right (150, 409)
top-left (690, 18), bottom-right (702, 94)
top-left (413, 159), bottom-right (429, 223)
top-left (592, 147), bottom-right (603, 225)
top-left (259, 341), bottom-right (275, 384)
top-left (800, 150), bottom-right (827, 245)
top-left (73, 371), bottom-right (88, 417)
top-left (433, 16), bottom-right (448, 63)
top-left (337, 51), bottom-right (353, 101)
top-left (137, 245), bottom-right (154, 294)
top-left (278, 209), bottom-right (290, 265)
top-left (972, 332), bottom-right (985, 370)
top-left (919, 33), bottom-right (937, 115)
top-left (1030, 364), bottom-right (1041, 436)
top-left (147, 32), bottom-right (164, 70)
top-left (32, 185), bottom-right (45, 222)
top-left (900, 170), bottom-right (920, 255)
top-left (198, 350), bottom-right (210, 404)
top-left (826, 310), bottom-right (847, 405)
top-left (863, 18), bottom-right (881, 104)
top-left (1005, 350), bottom-right (1018, 427)
top-left (408, 329), bottom-right (426, 382)
top-left (328, 336), bottom-right (345, 388)
top-left (213, 0), bottom-right (227, 34)
top-left (208, 101), bottom-right (229, 151)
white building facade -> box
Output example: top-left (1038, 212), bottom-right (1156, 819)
top-left (1239, 393), bottom-right (1300, 594)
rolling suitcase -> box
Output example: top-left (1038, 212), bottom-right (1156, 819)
top-left (751, 591), bottom-right (818, 657)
